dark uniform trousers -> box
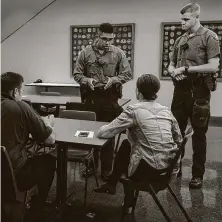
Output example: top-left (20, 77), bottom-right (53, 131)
top-left (15, 154), bottom-right (56, 221)
top-left (82, 85), bottom-right (123, 176)
top-left (171, 77), bottom-right (210, 179)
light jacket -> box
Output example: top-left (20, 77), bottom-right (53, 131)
top-left (97, 101), bottom-right (182, 176)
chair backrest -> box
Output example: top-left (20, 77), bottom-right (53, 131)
top-left (60, 110), bottom-right (96, 121)
top-left (167, 127), bottom-right (193, 174)
top-left (66, 102), bottom-right (90, 111)
top-left (1, 146), bottom-right (18, 202)
top-left (40, 92), bottom-right (61, 96)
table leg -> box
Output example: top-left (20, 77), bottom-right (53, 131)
top-left (56, 145), bottom-right (62, 205)
top-left (61, 144), bottom-right (68, 203)
top-left (56, 144), bottom-right (68, 205)
top-left (55, 105), bottom-right (60, 117)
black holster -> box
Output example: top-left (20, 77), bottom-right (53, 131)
top-left (80, 84), bottom-right (123, 122)
top-left (205, 74), bottom-right (217, 92)
top-left (192, 99), bottom-right (210, 127)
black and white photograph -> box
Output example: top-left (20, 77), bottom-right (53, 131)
top-left (1, 0), bottom-right (222, 222)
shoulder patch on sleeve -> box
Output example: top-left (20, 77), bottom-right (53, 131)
top-left (118, 48), bottom-right (126, 57)
top-left (211, 34), bottom-right (219, 41)
top-left (174, 36), bottom-right (183, 47)
top-left (207, 29), bottom-right (219, 41)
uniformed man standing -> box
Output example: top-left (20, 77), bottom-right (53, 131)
top-left (73, 23), bottom-right (132, 180)
top-left (168, 3), bottom-right (220, 189)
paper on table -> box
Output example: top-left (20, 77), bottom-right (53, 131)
top-left (75, 130), bottom-right (94, 138)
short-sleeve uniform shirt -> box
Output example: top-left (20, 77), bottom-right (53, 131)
top-left (170, 26), bottom-right (220, 68)
top-left (73, 45), bottom-right (132, 86)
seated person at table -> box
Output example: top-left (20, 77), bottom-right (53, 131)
top-left (1, 72), bottom-right (56, 222)
top-left (94, 74), bottom-right (182, 205)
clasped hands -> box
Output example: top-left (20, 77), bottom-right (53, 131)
top-left (171, 67), bottom-right (187, 81)
top-left (86, 77), bottom-right (113, 90)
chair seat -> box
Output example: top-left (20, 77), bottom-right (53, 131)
top-left (40, 106), bottom-right (57, 112)
top-left (50, 147), bottom-right (92, 162)
top-left (119, 174), bottom-right (170, 193)
top-left (67, 148), bottom-right (92, 160)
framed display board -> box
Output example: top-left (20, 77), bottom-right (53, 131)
top-left (70, 23), bottom-right (135, 77)
top-left (160, 21), bottom-right (222, 81)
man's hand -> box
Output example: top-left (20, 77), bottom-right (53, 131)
top-left (104, 77), bottom-right (113, 90)
top-left (42, 114), bottom-right (55, 128)
top-left (171, 67), bottom-right (184, 77)
top-left (86, 78), bottom-right (97, 90)
top-left (175, 74), bottom-right (187, 81)
top-left (171, 67), bottom-right (186, 81)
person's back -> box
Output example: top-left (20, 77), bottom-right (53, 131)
top-left (94, 74), bottom-right (182, 202)
top-left (1, 72), bottom-right (56, 222)
top-left (1, 93), bottom-right (53, 171)
top-left (1, 95), bottom-right (31, 171)
top-left (129, 101), bottom-right (179, 171)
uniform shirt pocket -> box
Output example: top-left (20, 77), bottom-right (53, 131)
top-left (186, 43), bottom-right (206, 63)
top-left (86, 62), bottom-right (100, 79)
top-left (103, 63), bottom-right (116, 77)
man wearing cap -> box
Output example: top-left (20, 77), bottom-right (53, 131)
top-left (168, 3), bottom-right (220, 188)
top-left (73, 23), bottom-right (132, 180)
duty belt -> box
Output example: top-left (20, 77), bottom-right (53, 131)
top-left (197, 73), bottom-right (208, 77)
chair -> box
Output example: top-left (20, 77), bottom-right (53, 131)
top-left (66, 102), bottom-right (124, 171)
top-left (66, 102), bottom-right (100, 163)
top-left (1, 146), bottom-right (38, 222)
top-left (40, 92), bottom-right (62, 96)
top-left (38, 92), bottom-right (62, 117)
top-left (52, 110), bottom-right (99, 206)
top-left (66, 101), bottom-right (92, 112)
top-left (60, 109), bottom-right (96, 121)
top-left (114, 131), bottom-right (126, 157)
top-left (120, 127), bottom-right (193, 222)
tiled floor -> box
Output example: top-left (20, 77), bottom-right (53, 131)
top-left (45, 126), bottom-right (222, 222)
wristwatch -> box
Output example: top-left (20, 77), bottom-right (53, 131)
top-left (184, 66), bottom-right (189, 75)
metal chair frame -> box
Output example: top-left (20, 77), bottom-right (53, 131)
top-left (120, 127), bottom-right (193, 222)
top-left (1, 146), bottom-right (38, 222)
top-left (55, 110), bottom-right (99, 206)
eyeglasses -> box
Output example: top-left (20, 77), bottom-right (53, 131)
top-left (99, 36), bottom-right (114, 42)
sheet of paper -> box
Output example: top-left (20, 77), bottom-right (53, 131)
top-left (75, 130), bottom-right (94, 138)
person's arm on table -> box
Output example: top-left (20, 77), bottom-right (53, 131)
top-left (97, 106), bottom-right (134, 138)
top-left (22, 102), bottom-right (56, 145)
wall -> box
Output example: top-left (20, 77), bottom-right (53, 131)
top-left (1, 0), bottom-right (222, 116)
top-left (1, 0), bottom-right (55, 41)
